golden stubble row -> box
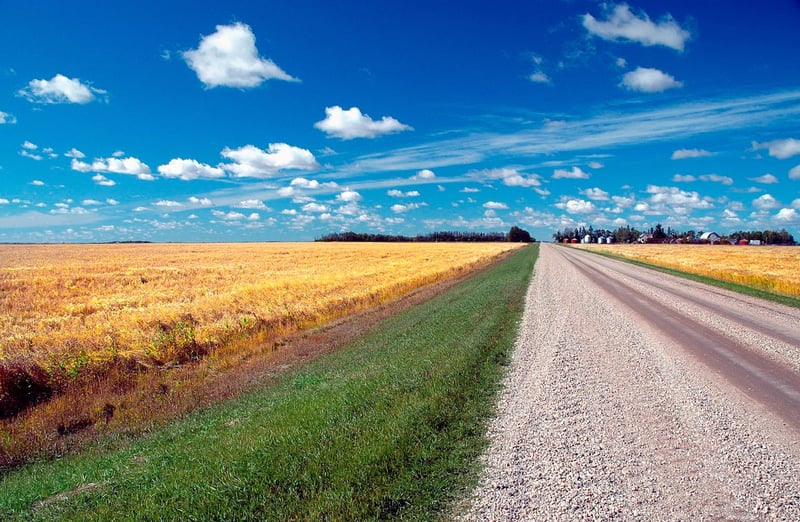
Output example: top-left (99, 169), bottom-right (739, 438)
top-left (0, 242), bottom-right (521, 376)
top-left (573, 244), bottom-right (800, 298)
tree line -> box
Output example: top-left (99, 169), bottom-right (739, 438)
top-left (316, 226), bottom-right (534, 243)
top-left (553, 225), bottom-right (795, 245)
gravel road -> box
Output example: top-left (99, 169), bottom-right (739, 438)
top-left (456, 243), bottom-right (800, 521)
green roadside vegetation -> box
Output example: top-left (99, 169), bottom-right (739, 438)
top-left (0, 244), bottom-right (538, 521)
top-left (574, 246), bottom-right (800, 309)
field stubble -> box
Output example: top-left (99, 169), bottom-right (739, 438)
top-left (0, 242), bottom-right (519, 465)
top-left (574, 243), bottom-right (800, 299)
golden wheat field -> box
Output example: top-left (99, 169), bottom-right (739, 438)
top-left (574, 243), bottom-right (800, 298)
top-left (0, 242), bottom-right (520, 386)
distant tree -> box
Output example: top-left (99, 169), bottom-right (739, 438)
top-left (653, 223), bottom-right (667, 240)
top-left (508, 226), bottom-right (533, 243)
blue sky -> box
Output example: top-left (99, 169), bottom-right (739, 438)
top-left (1, 0), bottom-right (799, 243)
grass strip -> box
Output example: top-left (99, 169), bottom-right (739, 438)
top-left (0, 244), bottom-right (538, 521)
top-left (575, 246), bottom-right (800, 308)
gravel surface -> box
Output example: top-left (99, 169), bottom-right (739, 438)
top-left (456, 243), bottom-right (800, 521)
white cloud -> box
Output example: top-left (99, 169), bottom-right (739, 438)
top-left (414, 169), bottom-right (436, 180)
top-left (92, 174), bottom-right (116, 186)
top-left (64, 148), bottom-right (85, 159)
top-left (236, 199), bottom-right (268, 209)
top-left (19, 73), bottom-right (106, 104)
top-left (221, 143), bottom-right (319, 178)
top-left (582, 4), bottom-right (691, 51)
top-left (31, 180), bottom-right (45, 186)
top-left (390, 203), bottom-right (422, 213)
top-left (22, 141), bottom-right (37, 150)
top-left (20, 150), bottom-right (42, 161)
top-left (557, 198), bottom-right (596, 215)
top-left (752, 138), bottom-right (800, 159)
top-left (290, 177), bottom-right (338, 190)
top-left (672, 174), bottom-right (696, 182)
top-left (699, 174), bottom-right (733, 185)
top-left (483, 201), bottom-right (508, 210)
top-left (752, 194), bottom-right (780, 210)
top-left (620, 67), bottom-right (682, 93)
top-left (529, 71), bottom-right (551, 84)
top-left (0, 111), bottom-right (16, 124)
top-left (106, 198), bottom-right (118, 205)
top-left (182, 22), bottom-right (297, 88)
top-left (750, 173), bottom-right (779, 184)
top-left (775, 208), bottom-right (798, 222)
top-left (314, 106), bottom-right (412, 140)
top-left (212, 210), bottom-right (248, 220)
top-left (302, 202), bottom-right (329, 213)
top-left (82, 199), bottom-right (102, 206)
top-left (188, 196), bottom-right (213, 206)
top-left (72, 156), bottom-right (154, 180)
top-left (154, 200), bottom-right (183, 208)
top-left (615, 57), bottom-right (627, 68)
top-left (553, 166), bottom-right (589, 179)
top-left (583, 187), bottom-right (610, 200)
top-left (387, 189), bottom-right (420, 197)
top-left (672, 148), bottom-right (711, 160)
top-left (646, 185), bottom-right (714, 211)
top-left (790, 165), bottom-right (800, 180)
top-left (477, 167), bottom-right (542, 187)
top-left (158, 158), bottom-right (225, 181)
top-left (337, 189), bottom-right (362, 203)
top-left (587, 161), bottom-right (604, 169)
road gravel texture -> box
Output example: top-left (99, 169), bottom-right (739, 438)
top-left (456, 243), bottom-right (800, 521)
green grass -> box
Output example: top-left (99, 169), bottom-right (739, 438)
top-left (574, 245), bottom-right (800, 308)
top-left (0, 244), bottom-right (538, 521)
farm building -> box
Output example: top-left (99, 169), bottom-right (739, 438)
top-left (699, 232), bottom-right (721, 244)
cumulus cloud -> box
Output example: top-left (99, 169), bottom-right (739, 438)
top-left (221, 143), bottom-right (319, 178)
top-left (182, 22), bottom-right (297, 88)
top-left (387, 189), bottom-right (420, 197)
top-left (19, 73), bottom-right (106, 104)
top-left (529, 71), bottom-right (551, 84)
top-left (587, 161), bottom-right (604, 169)
top-left (672, 174), bottom-right (696, 183)
top-left (188, 196), bottom-right (213, 206)
top-left (413, 169), bottom-right (436, 180)
top-left (750, 173), bottom-right (779, 184)
top-left (646, 185), bottom-right (713, 211)
top-left (71, 156), bottom-right (154, 180)
top-left (92, 174), bottom-right (116, 186)
top-left (553, 166), bottom-right (589, 179)
top-left (314, 106), bottom-right (412, 140)
top-left (476, 168), bottom-right (542, 187)
top-left (483, 201), bottom-right (509, 210)
top-left (154, 200), bottom-right (183, 208)
top-left (620, 67), bottom-right (682, 93)
top-left (336, 189), bottom-right (362, 203)
top-left (752, 138), bottom-right (800, 159)
top-left (752, 194), bottom-right (780, 210)
top-left (582, 3), bottom-right (691, 51)
top-left (775, 208), bottom-right (798, 222)
top-left (583, 187), bottom-right (610, 200)
top-left (290, 177), bottom-right (338, 190)
top-left (0, 111), bottom-right (16, 124)
top-left (64, 148), bottom-right (85, 159)
top-left (302, 202), bottom-right (329, 213)
top-left (698, 174), bottom-right (733, 185)
top-left (390, 203), bottom-right (422, 213)
top-left (212, 210), bottom-right (252, 221)
top-left (158, 158), bottom-right (225, 181)
top-left (672, 148), bottom-right (711, 160)
top-left (557, 198), bottom-right (597, 215)
top-left (236, 199), bottom-right (269, 210)
top-left (790, 165), bottom-right (800, 180)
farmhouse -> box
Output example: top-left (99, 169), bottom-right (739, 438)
top-left (699, 232), bottom-right (720, 244)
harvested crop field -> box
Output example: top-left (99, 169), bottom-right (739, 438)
top-left (573, 243), bottom-right (800, 298)
top-left (0, 242), bottom-right (520, 460)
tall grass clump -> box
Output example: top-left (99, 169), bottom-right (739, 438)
top-left (0, 245), bottom-right (538, 521)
